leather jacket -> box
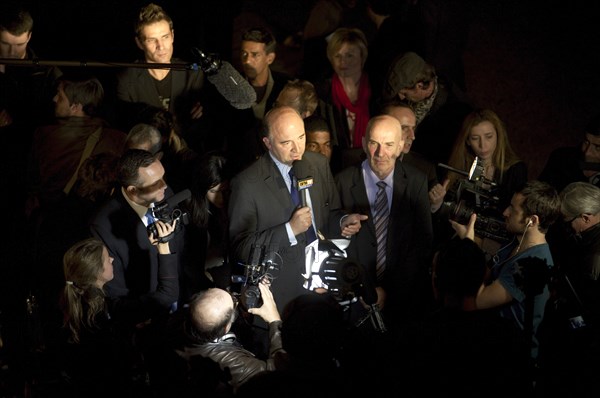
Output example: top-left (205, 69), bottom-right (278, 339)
top-left (176, 320), bottom-right (283, 392)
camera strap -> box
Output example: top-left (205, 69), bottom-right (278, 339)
top-left (63, 126), bottom-right (102, 195)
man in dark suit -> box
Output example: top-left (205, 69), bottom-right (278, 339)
top-left (228, 106), bottom-right (367, 314)
top-left (335, 115), bottom-right (434, 330)
top-left (89, 148), bottom-right (202, 393)
top-left (89, 149), bottom-right (186, 316)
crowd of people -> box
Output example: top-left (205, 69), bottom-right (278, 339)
top-left (1, 1), bottom-right (600, 397)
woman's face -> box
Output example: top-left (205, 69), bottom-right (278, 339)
top-left (206, 182), bottom-right (228, 209)
top-left (97, 247), bottom-right (114, 288)
top-left (467, 121), bottom-right (498, 162)
top-left (331, 42), bottom-right (363, 78)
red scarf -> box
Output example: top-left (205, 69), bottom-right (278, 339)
top-left (331, 73), bottom-right (371, 148)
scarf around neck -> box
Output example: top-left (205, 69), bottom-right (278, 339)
top-left (331, 73), bottom-right (371, 148)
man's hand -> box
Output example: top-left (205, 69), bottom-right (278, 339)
top-left (429, 179), bottom-right (449, 213)
top-left (190, 102), bottom-right (204, 119)
top-left (341, 213), bottom-right (368, 238)
top-left (290, 206), bottom-right (313, 236)
top-left (248, 280), bottom-right (281, 323)
top-left (449, 212), bottom-right (476, 241)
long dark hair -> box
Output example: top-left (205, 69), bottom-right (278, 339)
top-left (188, 151), bottom-right (229, 227)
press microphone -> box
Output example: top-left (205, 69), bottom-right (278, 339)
top-left (292, 159), bottom-right (314, 207)
top-left (190, 48), bottom-right (256, 109)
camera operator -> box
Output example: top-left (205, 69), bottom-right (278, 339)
top-left (174, 280), bottom-right (283, 395)
top-left (449, 180), bottom-right (561, 364)
top-left (90, 149), bottom-right (206, 392)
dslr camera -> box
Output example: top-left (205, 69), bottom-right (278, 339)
top-left (438, 158), bottom-right (510, 244)
top-left (147, 189), bottom-right (191, 243)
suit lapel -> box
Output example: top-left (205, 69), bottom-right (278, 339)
top-left (349, 166), bottom-right (376, 237)
top-left (260, 155), bottom-right (295, 210)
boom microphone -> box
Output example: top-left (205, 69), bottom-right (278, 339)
top-left (191, 48), bottom-right (256, 109)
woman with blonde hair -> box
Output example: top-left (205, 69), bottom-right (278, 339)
top-left (446, 108), bottom-right (527, 211)
top-left (317, 27), bottom-right (371, 170)
top-left (61, 220), bottom-right (177, 395)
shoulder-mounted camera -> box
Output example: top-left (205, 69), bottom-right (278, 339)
top-left (438, 157), bottom-right (511, 244)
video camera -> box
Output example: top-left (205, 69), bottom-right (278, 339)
top-left (231, 244), bottom-right (281, 310)
top-left (438, 158), bottom-right (510, 244)
top-left (147, 189), bottom-right (191, 243)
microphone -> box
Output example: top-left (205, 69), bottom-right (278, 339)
top-left (292, 158), bottom-right (314, 206)
top-left (190, 48), bottom-right (256, 109)
top-left (297, 176), bottom-right (314, 207)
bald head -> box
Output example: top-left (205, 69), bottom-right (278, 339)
top-left (381, 104), bottom-right (416, 154)
top-left (262, 106), bottom-right (306, 166)
top-left (363, 115), bottom-right (405, 179)
top-left (189, 288), bottom-right (236, 342)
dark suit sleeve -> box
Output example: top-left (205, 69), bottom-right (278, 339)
top-left (227, 173), bottom-right (290, 267)
top-left (107, 253), bottom-right (179, 325)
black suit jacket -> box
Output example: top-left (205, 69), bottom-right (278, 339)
top-left (335, 160), bottom-right (434, 319)
top-left (228, 151), bottom-right (344, 312)
top-left (90, 188), bottom-right (183, 322)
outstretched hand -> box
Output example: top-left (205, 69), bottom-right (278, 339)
top-left (247, 280), bottom-right (281, 324)
top-left (341, 213), bottom-right (369, 238)
top-left (429, 179), bottom-right (450, 213)
top-left (449, 212), bottom-right (476, 241)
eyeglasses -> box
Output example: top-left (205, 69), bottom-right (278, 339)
top-left (564, 214), bottom-right (580, 224)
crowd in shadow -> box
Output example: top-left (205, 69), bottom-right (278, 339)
top-left (1, 1), bottom-right (600, 397)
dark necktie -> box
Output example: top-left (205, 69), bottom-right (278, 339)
top-left (289, 169), bottom-right (317, 243)
top-left (374, 181), bottom-right (389, 281)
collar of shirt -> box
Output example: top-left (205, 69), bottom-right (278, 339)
top-left (269, 152), bottom-right (294, 192)
top-left (121, 186), bottom-right (154, 223)
top-left (361, 159), bottom-right (394, 211)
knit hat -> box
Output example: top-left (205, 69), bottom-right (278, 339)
top-left (383, 51), bottom-right (427, 99)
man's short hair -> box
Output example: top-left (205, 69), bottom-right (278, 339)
top-left (126, 123), bottom-right (163, 155)
top-left (117, 149), bottom-right (159, 188)
top-left (242, 27), bottom-right (277, 54)
top-left (58, 75), bottom-right (104, 116)
top-left (135, 3), bottom-right (173, 38)
top-left (378, 98), bottom-right (415, 116)
top-left (0, 3), bottom-right (33, 35)
top-left (518, 180), bottom-right (561, 233)
top-left (277, 79), bottom-right (319, 116)
top-left (304, 114), bottom-right (331, 135)
top-left (187, 289), bottom-right (236, 344)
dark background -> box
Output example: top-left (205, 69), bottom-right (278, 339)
top-left (18, 0), bottom-right (600, 179)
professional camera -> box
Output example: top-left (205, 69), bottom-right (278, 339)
top-left (232, 244), bottom-right (281, 310)
top-left (438, 158), bottom-right (511, 244)
top-left (147, 189), bottom-right (191, 243)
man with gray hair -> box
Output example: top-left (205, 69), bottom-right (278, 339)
top-left (126, 123), bottom-right (163, 155)
top-left (541, 181), bottom-right (600, 395)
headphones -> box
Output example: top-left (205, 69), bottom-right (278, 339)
top-left (526, 219), bottom-right (533, 228)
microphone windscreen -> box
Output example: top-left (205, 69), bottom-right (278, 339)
top-left (206, 61), bottom-right (256, 109)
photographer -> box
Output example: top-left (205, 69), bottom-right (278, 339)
top-left (440, 109), bottom-right (527, 253)
top-left (174, 281), bottom-right (283, 395)
top-left (450, 180), bottom-right (561, 365)
top-left (89, 149), bottom-right (200, 393)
